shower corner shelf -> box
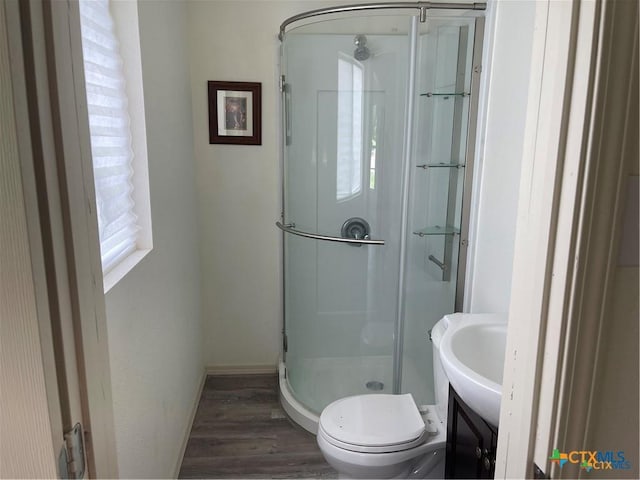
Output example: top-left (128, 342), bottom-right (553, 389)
top-left (420, 92), bottom-right (470, 98)
top-left (413, 225), bottom-right (460, 237)
top-left (416, 163), bottom-right (466, 169)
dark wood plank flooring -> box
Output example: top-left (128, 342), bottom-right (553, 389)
top-left (179, 374), bottom-right (337, 479)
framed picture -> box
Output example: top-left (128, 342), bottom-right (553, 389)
top-left (208, 81), bottom-right (262, 145)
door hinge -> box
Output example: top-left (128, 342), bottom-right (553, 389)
top-left (283, 333), bottom-right (288, 353)
top-left (58, 423), bottom-right (86, 479)
top-left (279, 75), bottom-right (286, 92)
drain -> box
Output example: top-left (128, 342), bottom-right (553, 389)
top-left (366, 380), bottom-right (384, 391)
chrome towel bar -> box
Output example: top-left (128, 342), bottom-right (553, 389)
top-left (276, 222), bottom-right (385, 246)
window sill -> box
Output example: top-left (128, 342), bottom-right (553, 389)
top-left (103, 248), bottom-right (152, 294)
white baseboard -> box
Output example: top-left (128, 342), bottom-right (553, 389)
top-left (173, 368), bottom-right (206, 479)
top-left (205, 364), bottom-right (277, 375)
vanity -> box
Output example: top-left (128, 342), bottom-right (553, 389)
top-left (445, 386), bottom-right (497, 479)
top-left (437, 314), bottom-right (506, 479)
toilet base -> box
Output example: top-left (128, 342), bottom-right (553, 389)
top-left (317, 429), bottom-right (445, 479)
top-left (330, 449), bottom-right (445, 479)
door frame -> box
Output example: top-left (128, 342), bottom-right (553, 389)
top-left (496, 0), bottom-right (638, 477)
top-left (3, 0), bottom-right (118, 477)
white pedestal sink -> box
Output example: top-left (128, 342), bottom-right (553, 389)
top-left (439, 314), bottom-right (508, 428)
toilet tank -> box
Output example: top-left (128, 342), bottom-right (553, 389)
top-left (430, 315), bottom-right (451, 423)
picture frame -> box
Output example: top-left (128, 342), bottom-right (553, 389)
top-left (208, 81), bottom-right (262, 145)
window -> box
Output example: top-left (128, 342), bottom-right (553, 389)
top-left (79, 0), bottom-right (151, 291)
top-left (336, 56), bottom-right (364, 201)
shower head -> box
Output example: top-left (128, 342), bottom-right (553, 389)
top-left (353, 34), bottom-right (370, 61)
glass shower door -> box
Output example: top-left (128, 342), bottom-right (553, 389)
top-left (400, 17), bottom-right (482, 406)
top-left (281, 15), bottom-right (411, 414)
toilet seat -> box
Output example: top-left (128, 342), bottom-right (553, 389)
top-left (318, 394), bottom-right (426, 454)
top-left (319, 423), bottom-right (428, 453)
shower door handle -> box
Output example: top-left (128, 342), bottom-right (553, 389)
top-left (276, 222), bottom-right (385, 246)
top-left (282, 79), bottom-right (292, 146)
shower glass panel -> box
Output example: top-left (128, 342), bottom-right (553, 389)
top-left (282, 14), bottom-right (411, 414)
top-left (400, 18), bottom-right (478, 406)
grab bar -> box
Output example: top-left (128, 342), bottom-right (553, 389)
top-left (276, 221), bottom-right (385, 245)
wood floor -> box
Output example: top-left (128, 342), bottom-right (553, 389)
top-left (179, 374), bottom-right (337, 479)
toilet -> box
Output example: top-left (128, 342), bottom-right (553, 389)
top-left (316, 316), bottom-right (452, 479)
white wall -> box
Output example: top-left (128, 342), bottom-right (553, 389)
top-left (104, 2), bottom-right (203, 477)
top-left (466, 1), bottom-right (536, 314)
top-left (187, 0), bottom-right (335, 369)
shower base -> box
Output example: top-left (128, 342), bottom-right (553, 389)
top-left (279, 362), bottom-right (318, 434)
top-left (279, 355), bottom-right (430, 434)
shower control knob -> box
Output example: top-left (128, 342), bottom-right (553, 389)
top-left (341, 217), bottom-right (371, 246)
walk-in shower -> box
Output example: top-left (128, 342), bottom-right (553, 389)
top-left (276, 2), bottom-right (485, 432)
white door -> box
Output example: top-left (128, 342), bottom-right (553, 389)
top-left (1, 1), bottom-right (117, 477)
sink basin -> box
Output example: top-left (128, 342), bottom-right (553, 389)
top-left (439, 315), bottom-right (507, 428)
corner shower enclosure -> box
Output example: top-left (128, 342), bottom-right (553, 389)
top-left (276, 2), bottom-right (485, 432)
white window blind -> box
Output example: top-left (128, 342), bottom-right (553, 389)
top-left (336, 57), bottom-right (364, 201)
top-left (79, 0), bottom-right (139, 274)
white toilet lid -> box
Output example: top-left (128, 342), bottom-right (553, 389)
top-left (319, 394), bottom-right (425, 449)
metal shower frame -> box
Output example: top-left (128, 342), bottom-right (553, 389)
top-left (279, 2), bottom-right (487, 40)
